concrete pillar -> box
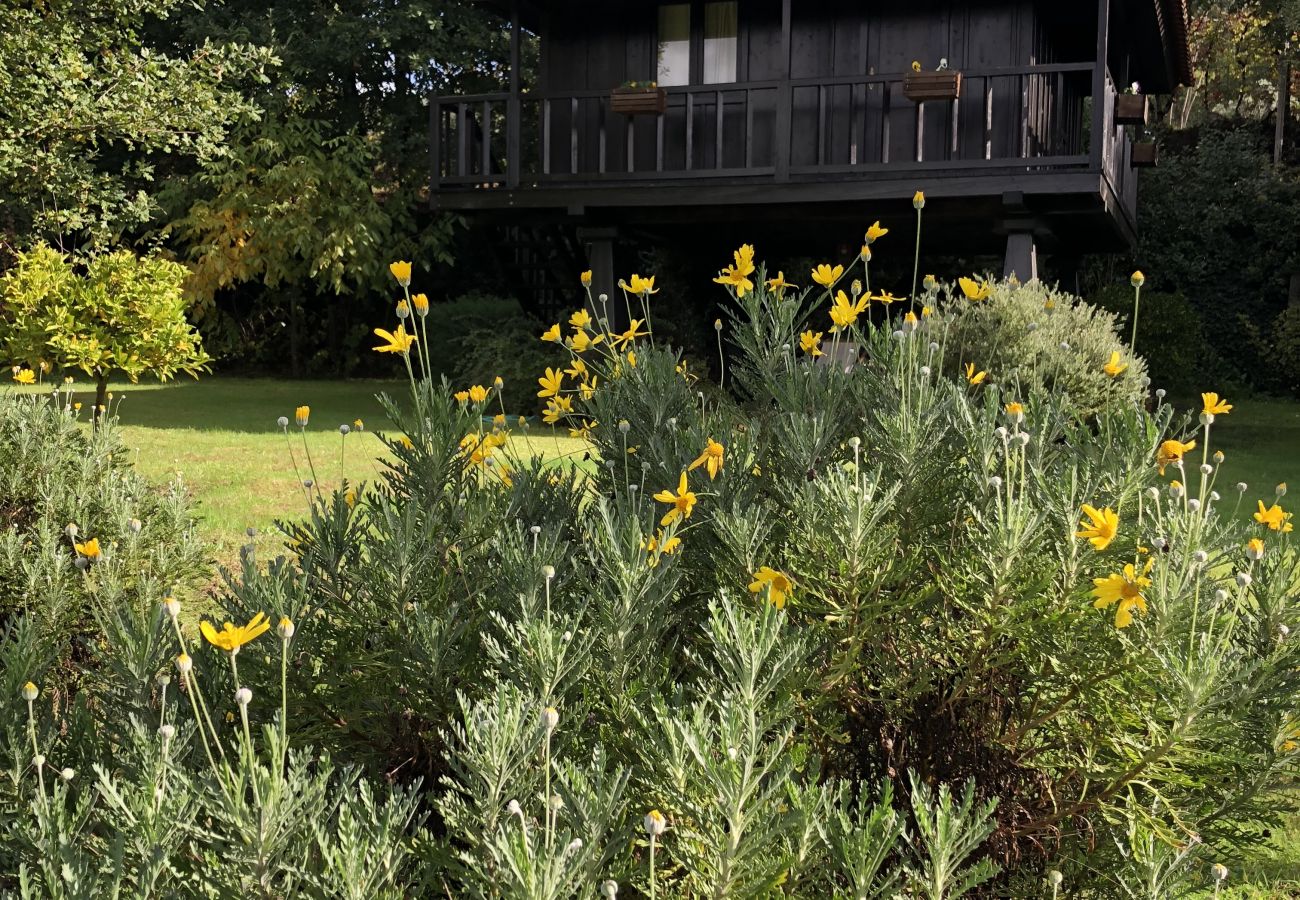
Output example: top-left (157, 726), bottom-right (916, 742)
top-left (578, 227), bottom-right (623, 330)
top-left (1003, 232), bottom-right (1038, 283)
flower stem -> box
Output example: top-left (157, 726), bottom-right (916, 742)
top-left (716, 327), bottom-right (726, 390)
top-left (229, 653), bottom-right (261, 807)
top-left (911, 207), bottom-right (923, 304)
top-left (543, 729), bottom-right (553, 850)
top-left (181, 670), bottom-right (220, 776)
top-left (280, 637), bottom-right (289, 775)
top-left (300, 428), bottom-right (322, 503)
top-left (649, 834), bottom-right (657, 900)
top-left (26, 698), bottom-right (46, 807)
top-left (238, 701), bottom-right (261, 806)
top-left (1130, 284), bottom-right (1142, 353)
top-left (171, 619), bottom-right (226, 766)
top-left (282, 428), bottom-right (310, 509)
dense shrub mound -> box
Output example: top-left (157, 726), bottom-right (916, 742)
top-left (0, 391), bottom-right (207, 655)
top-left (937, 278), bottom-right (1149, 416)
top-left (4, 239), bottom-right (1297, 897)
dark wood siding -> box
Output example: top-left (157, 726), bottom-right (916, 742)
top-left (534, 1), bottom-right (1088, 175)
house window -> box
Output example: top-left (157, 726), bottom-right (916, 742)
top-left (657, 4), bottom-right (691, 86)
top-left (702, 2), bottom-right (738, 84)
top-left (657, 1), bottom-right (739, 87)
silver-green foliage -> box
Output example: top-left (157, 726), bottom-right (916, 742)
top-left (6, 245), bottom-right (1299, 898)
top-left (907, 772), bottom-right (1000, 900)
top-left (938, 278), bottom-right (1149, 416)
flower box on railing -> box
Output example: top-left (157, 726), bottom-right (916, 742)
top-left (903, 71), bottom-right (962, 103)
top-left (1114, 93), bottom-right (1148, 126)
top-left (1130, 141), bottom-right (1159, 168)
top-left (610, 86), bottom-right (667, 115)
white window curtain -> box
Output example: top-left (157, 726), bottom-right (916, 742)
top-left (702, 1), bottom-right (738, 84)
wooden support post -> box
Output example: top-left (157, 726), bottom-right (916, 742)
top-left (1276, 58), bottom-right (1291, 166)
top-left (507, 0), bottom-right (521, 188)
top-left (1090, 0), bottom-right (1110, 171)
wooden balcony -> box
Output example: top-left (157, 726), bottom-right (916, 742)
top-left (431, 62), bottom-right (1140, 250)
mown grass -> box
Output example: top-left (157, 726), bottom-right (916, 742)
top-left (14, 379), bottom-right (1298, 564)
top-left (1196, 398), bottom-right (1300, 502)
top-left (15, 377), bottom-right (588, 565)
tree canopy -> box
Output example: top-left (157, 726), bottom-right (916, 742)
top-left (0, 245), bottom-right (211, 410)
top-left (161, 0), bottom-right (529, 302)
top-left (0, 0), bottom-right (273, 256)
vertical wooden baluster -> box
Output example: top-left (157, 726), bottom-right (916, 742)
top-left (817, 84), bottom-right (826, 166)
top-left (915, 102), bottom-right (924, 162)
top-left (853, 82), bottom-right (863, 165)
top-left (744, 88), bottom-right (754, 168)
top-left (599, 98), bottom-right (607, 174)
top-left (950, 95), bottom-right (960, 158)
top-left (1018, 74), bottom-right (1028, 159)
top-left (881, 82), bottom-right (891, 165)
top-left (457, 102), bottom-right (469, 177)
top-left (570, 97), bottom-right (578, 174)
top-left (481, 100), bottom-right (491, 177)
top-left (774, 0), bottom-right (791, 181)
top-left (715, 89), bottom-right (724, 169)
top-left (983, 79), bottom-right (993, 160)
top-left (686, 92), bottom-right (695, 170)
top-left (627, 117), bottom-right (635, 173)
top-left (543, 98), bottom-right (552, 176)
top-left (656, 107), bottom-right (665, 171)
top-left (1055, 71), bottom-right (1064, 155)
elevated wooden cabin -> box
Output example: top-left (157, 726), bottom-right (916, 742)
top-left (430, 1), bottom-right (1191, 310)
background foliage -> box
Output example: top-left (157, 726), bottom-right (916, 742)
top-left (0, 0), bottom-right (272, 256)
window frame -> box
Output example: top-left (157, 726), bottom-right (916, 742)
top-left (654, 0), bottom-right (745, 87)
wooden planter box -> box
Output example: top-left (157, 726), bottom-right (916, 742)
top-left (1115, 93), bottom-right (1149, 126)
top-left (610, 87), bottom-right (667, 115)
top-left (903, 71), bottom-right (962, 102)
top-left (1131, 141), bottom-right (1159, 168)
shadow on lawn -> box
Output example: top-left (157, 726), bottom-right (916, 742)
top-left (56, 377), bottom-right (410, 433)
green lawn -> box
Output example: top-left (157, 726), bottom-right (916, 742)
top-left (1197, 398), bottom-right (1300, 501)
top-left (15, 379), bottom-right (1298, 566)
top-left (17, 377), bottom-right (587, 565)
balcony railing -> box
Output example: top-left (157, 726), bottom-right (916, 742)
top-left (432, 61), bottom-right (1126, 196)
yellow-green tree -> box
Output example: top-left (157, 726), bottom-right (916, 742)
top-left (0, 246), bottom-right (211, 415)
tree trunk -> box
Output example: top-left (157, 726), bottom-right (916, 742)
top-left (94, 373), bottom-right (109, 429)
top-left (288, 287), bottom-right (302, 378)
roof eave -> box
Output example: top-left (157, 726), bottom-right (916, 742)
top-left (1156, 0), bottom-right (1194, 86)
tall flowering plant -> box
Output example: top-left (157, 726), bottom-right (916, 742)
top-left (8, 198), bottom-right (1297, 896)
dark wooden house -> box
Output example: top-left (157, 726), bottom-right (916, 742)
top-left (430, 1), bottom-right (1191, 310)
